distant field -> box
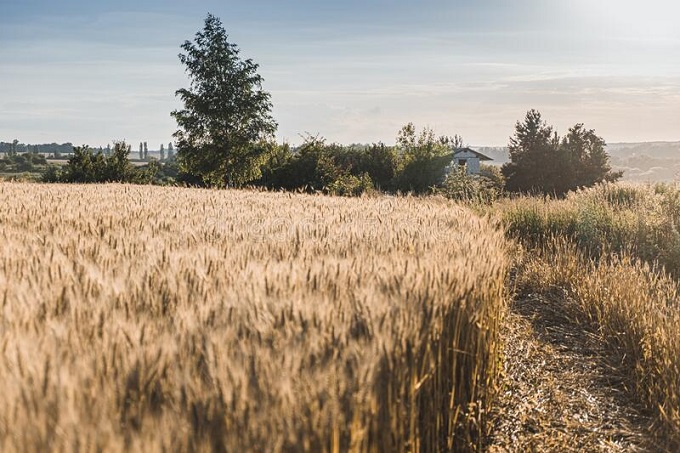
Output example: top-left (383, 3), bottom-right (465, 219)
top-left (0, 183), bottom-right (507, 451)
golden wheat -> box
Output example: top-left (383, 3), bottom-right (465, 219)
top-left (0, 182), bottom-right (507, 452)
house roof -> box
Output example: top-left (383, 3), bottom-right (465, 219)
top-left (452, 147), bottom-right (493, 161)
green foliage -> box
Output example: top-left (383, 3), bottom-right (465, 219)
top-left (40, 165), bottom-right (62, 183)
top-left (326, 172), bottom-right (374, 197)
top-left (258, 142), bottom-right (294, 188)
top-left (60, 146), bottom-right (106, 183)
top-left (56, 142), bottom-right (148, 184)
top-left (395, 123), bottom-right (456, 193)
top-left (500, 182), bottom-right (680, 278)
top-left (1, 142), bottom-right (73, 156)
top-left (355, 143), bottom-right (399, 190)
top-left (257, 136), bottom-right (380, 196)
top-left (0, 152), bottom-right (47, 173)
top-left (284, 136), bottom-right (343, 192)
top-left (442, 165), bottom-right (504, 203)
top-left (502, 110), bottom-right (621, 195)
top-left (9, 139), bottom-right (18, 157)
top-left (172, 14), bottom-right (277, 187)
top-left (256, 124), bottom-right (463, 196)
top-left (502, 110), bottom-right (561, 194)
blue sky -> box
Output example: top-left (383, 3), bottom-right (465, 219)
top-left (1, 0), bottom-right (679, 148)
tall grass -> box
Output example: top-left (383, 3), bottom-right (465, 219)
top-left (498, 182), bottom-right (680, 277)
top-left (499, 182), bottom-right (680, 447)
top-left (0, 183), bottom-right (508, 451)
top-left (514, 241), bottom-right (680, 448)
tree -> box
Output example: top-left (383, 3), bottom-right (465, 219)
top-left (60, 146), bottom-right (106, 183)
top-left (502, 110), bottom-right (560, 193)
top-left (139, 142), bottom-right (144, 160)
top-left (57, 142), bottom-right (145, 184)
top-left (353, 143), bottom-right (399, 191)
top-left (172, 13), bottom-right (277, 187)
top-left (561, 124), bottom-right (623, 187)
top-left (103, 142), bottom-right (136, 182)
top-left (395, 123), bottom-right (457, 193)
top-left (168, 142), bottom-right (174, 160)
top-left (143, 142), bottom-right (148, 161)
top-left (501, 110), bottom-right (620, 195)
top-left (160, 144), bottom-right (165, 161)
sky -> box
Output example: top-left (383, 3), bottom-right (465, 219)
top-left (1, 0), bottom-right (679, 148)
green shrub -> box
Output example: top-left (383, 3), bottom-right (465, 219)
top-left (40, 165), bottom-right (62, 183)
top-left (56, 142), bottom-right (150, 184)
top-left (499, 182), bottom-right (680, 278)
top-left (326, 172), bottom-right (374, 196)
top-left (442, 165), bottom-right (504, 203)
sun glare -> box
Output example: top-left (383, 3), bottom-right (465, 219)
top-left (574, 0), bottom-right (680, 40)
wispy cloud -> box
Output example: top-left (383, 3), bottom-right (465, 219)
top-left (1, 0), bottom-right (679, 145)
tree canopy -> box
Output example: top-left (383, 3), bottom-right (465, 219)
top-left (57, 142), bottom-right (145, 184)
top-left (396, 123), bottom-right (463, 193)
top-left (172, 14), bottom-right (277, 187)
top-left (502, 110), bottom-right (622, 195)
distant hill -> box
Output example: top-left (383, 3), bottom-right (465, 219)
top-left (606, 141), bottom-right (680, 160)
top-left (606, 142), bottom-right (680, 182)
top-left (471, 142), bottom-right (680, 182)
top-left (472, 147), bottom-right (510, 165)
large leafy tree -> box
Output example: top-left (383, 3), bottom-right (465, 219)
top-left (172, 14), bottom-right (277, 187)
top-left (502, 110), bottom-right (621, 195)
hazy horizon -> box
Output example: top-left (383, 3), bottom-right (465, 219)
top-left (1, 0), bottom-right (679, 148)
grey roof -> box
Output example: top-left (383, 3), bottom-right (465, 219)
top-left (452, 147), bottom-right (493, 161)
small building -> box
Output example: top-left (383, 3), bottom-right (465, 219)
top-left (451, 147), bottom-right (493, 175)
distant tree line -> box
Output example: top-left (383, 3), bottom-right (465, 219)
top-left (42, 127), bottom-right (491, 195)
top-left (0, 152), bottom-right (48, 173)
top-left (0, 141), bottom-right (74, 156)
top-left (254, 125), bottom-right (475, 196)
top-left (42, 142), bottom-right (170, 184)
top-left (135, 142), bottom-right (174, 161)
top-left (38, 112), bottom-right (617, 200)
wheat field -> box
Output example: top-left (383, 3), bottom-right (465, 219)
top-left (0, 183), bottom-right (508, 452)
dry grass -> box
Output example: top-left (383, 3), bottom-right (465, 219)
top-left (0, 182), bottom-right (508, 452)
top-left (513, 240), bottom-right (680, 450)
top-left (488, 183), bottom-right (680, 449)
top-left (488, 295), bottom-right (654, 452)
top-left (496, 182), bottom-right (680, 277)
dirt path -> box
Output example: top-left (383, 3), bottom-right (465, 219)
top-left (486, 294), bottom-right (660, 452)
